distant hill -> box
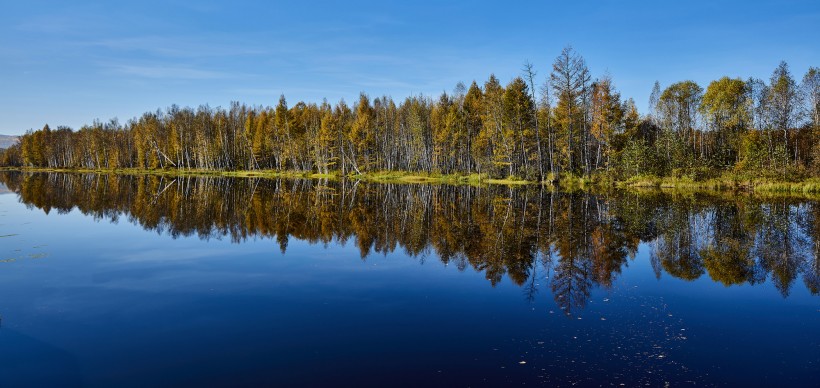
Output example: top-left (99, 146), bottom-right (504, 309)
top-left (0, 135), bottom-right (19, 149)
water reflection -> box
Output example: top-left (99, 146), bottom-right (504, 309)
top-left (2, 172), bottom-right (818, 312)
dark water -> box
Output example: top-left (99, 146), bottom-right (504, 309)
top-left (0, 172), bottom-right (817, 387)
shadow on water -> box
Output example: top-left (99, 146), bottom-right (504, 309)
top-left (1, 171), bottom-right (817, 316)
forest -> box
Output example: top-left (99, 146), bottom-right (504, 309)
top-left (2, 171), bottom-right (817, 314)
top-left (1, 47), bottom-right (819, 183)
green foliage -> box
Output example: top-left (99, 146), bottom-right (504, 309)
top-left (616, 138), bottom-right (655, 178)
top-left (2, 55), bottom-right (819, 187)
top-left (737, 130), bottom-right (768, 172)
top-left (701, 77), bottom-right (750, 133)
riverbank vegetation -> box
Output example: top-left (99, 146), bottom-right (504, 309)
top-left (1, 48), bottom-right (818, 189)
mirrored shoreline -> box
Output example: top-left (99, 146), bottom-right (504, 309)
top-left (3, 171), bottom-right (817, 313)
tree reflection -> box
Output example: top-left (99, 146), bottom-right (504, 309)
top-left (701, 204), bottom-right (760, 286)
top-left (1, 172), bottom-right (818, 316)
top-left (802, 204), bottom-right (820, 294)
top-left (652, 201), bottom-right (707, 281)
top-left (755, 201), bottom-right (813, 297)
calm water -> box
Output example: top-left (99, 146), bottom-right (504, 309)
top-left (0, 172), bottom-right (817, 387)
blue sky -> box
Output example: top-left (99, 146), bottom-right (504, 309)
top-left (1, 0), bottom-right (818, 135)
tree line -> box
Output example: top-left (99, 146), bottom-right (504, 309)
top-left (2, 47), bottom-right (819, 181)
top-left (2, 171), bottom-right (817, 313)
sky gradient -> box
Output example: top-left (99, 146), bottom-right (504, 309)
top-left (1, 0), bottom-right (818, 135)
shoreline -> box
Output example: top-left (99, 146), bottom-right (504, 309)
top-left (2, 167), bottom-right (819, 196)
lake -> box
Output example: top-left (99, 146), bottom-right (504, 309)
top-left (0, 172), bottom-right (817, 387)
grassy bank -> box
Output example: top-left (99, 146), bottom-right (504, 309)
top-left (3, 167), bottom-right (820, 195)
top-left (620, 173), bottom-right (820, 194)
top-left (0, 167), bottom-right (535, 186)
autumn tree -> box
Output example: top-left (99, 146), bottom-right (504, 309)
top-left (768, 61), bottom-right (800, 173)
top-left (700, 77), bottom-right (750, 166)
top-left (463, 81), bottom-right (483, 174)
top-left (551, 46), bottom-right (589, 175)
top-left (502, 77), bottom-right (536, 178)
top-left (482, 74), bottom-right (507, 176)
top-left (349, 93), bottom-right (374, 173)
top-left (590, 75), bottom-right (623, 171)
top-left (801, 67), bottom-right (820, 171)
top-left (657, 81), bottom-right (703, 170)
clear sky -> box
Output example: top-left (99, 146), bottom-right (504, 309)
top-left (1, 0), bottom-right (818, 135)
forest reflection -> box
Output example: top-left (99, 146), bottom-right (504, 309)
top-left (2, 172), bottom-right (818, 314)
